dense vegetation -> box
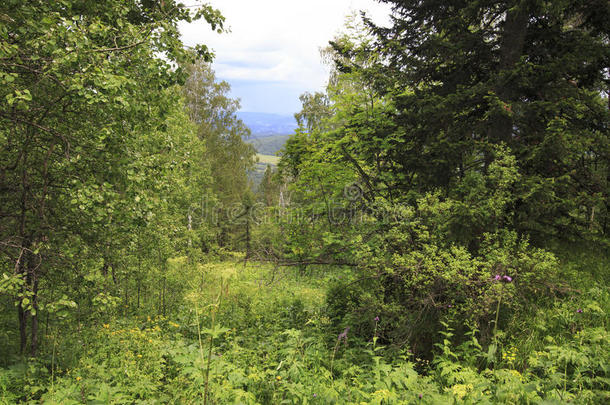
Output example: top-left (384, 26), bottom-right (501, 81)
top-left (1, 0), bottom-right (608, 404)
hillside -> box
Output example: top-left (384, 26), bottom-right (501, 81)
top-left (246, 134), bottom-right (290, 156)
top-left (2, 2), bottom-right (608, 404)
top-left (246, 135), bottom-right (289, 188)
top-left (4, 250), bottom-right (607, 403)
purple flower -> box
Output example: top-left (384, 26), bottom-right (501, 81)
top-left (447, 304), bottom-right (452, 308)
top-left (494, 274), bottom-right (502, 281)
top-left (313, 393), bottom-right (317, 398)
top-left (337, 327), bottom-right (350, 343)
top-left (418, 393), bottom-right (423, 399)
top-left (576, 308), bottom-right (583, 313)
top-left (374, 316), bottom-right (380, 322)
top-left (502, 275), bottom-right (513, 283)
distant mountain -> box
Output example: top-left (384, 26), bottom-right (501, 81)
top-left (237, 112), bottom-right (297, 138)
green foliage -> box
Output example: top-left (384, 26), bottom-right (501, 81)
top-left (349, 0), bottom-right (610, 238)
top-left (182, 60), bottom-right (256, 251)
top-left (268, 1), bottom-right (609, 365)
top-left (1, 258), bottom-right (606, 404)
top-left (1, 2), bottom-right (608, 404)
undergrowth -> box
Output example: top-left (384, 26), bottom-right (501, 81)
top-left (0, 249), bottom-right (608, 404)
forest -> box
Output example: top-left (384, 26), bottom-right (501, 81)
top-left (0, 0), bottom-right (608, 403)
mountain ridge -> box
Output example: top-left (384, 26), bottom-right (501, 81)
top-left (237, 111), bottom-right (298, 138)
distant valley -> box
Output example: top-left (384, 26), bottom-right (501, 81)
top-left (245, 134), bottom-right (290, 156)
top-left (238, 112), bottom-right (295, 186)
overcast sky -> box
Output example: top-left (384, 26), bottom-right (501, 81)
top-left (179, 0), bottom-right (391, 115)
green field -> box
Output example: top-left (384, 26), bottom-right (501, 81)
top-left (256, 153), bottom-right (281, 166)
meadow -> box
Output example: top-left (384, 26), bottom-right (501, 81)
top-left (1, 244), bottom-right (607, 404)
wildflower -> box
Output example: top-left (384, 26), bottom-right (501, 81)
top-left (494, 274), bottom-right (502, 281)
top-left (276, 376), bottom-right (282, 381)
top-left (418, 393), bottom-right (422, 399)
top-left (102, 323), bottom-right (110, 329)
top-left (76, 376), bottom-right (82, 381)
top-left (502, 275), bottom-right (512, 282)
top-left (337, 327), bottom-right (350, 344)
top-left (576, 308), bottom-right (583, 313)
top-left (313, 393), bottom-right (317, 398)
top-left (137, 354), bottom-right (142, 358)
top-left (374, 316), bottom-right (380, 322)
top-left (451, 384), bottom-right (473, 399)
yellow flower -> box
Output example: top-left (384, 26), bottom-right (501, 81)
top-left (510, 369), bottom-right (524, 381)
top-left (276, 376), bottom-right (282, 381)
top-left (76, 376), bottom-right (82, 381)
top-left (137, 354), bottom-right (142, 358)
top-left (102, 323), bottom-right (110, 329)
top-left (450, 384), bottom-right (473, 399)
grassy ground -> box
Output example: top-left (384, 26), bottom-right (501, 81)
top-left (256, 154), bottom-right (281, 166)
top-left (1, 253), bottom-right (608, 404)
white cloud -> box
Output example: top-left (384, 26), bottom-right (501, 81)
top-left (179, 0), bottom-right (391, 113)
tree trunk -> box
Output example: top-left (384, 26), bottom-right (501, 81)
top-left (18, 299), bottom-right (27, 355)
top-left (16, 245), bottom-right (30, 355)
top-left (489, 3), bottom-right (530, 145)
top-left (30, 276), bottom-right (39, 356)
top-left (162, 277), bottom-right (166, 316)
top-left (244, 217), bottom-right (250, 264)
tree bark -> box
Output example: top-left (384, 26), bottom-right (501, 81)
top-left (18, 297), bottom-right (27, 355)
top-left (489, 3), bottom-right (530, 144)
top-left (30, 276), bottom-right (39, 356)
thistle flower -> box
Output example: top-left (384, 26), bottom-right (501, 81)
top-left (374, 316), bottom-right (380, 322)
top-left (494, 274), bottom-right (502, 281)
top-left (576, 308), bottom-right (583, 313)
top-left (502, 275), bottom-right (513, 283)
top-left (337, 326), bottom-right (350, 344)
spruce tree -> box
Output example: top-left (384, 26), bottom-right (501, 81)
top-left (337, 0), bottom-right (609, 237)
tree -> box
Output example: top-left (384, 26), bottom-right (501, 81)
top-left (294, 92), bottom-right (333, 133)
top-left (272, 2), bottom-right (608, 354)
top-left (183, 60), bottom-right (256, 249)
top-left (0, 0), bottom-right (223, 356)
top-left (341, 0), bottom-right (610, 239)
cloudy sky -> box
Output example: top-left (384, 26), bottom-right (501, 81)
top-left (179, 0), bottom-right (391, 115)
